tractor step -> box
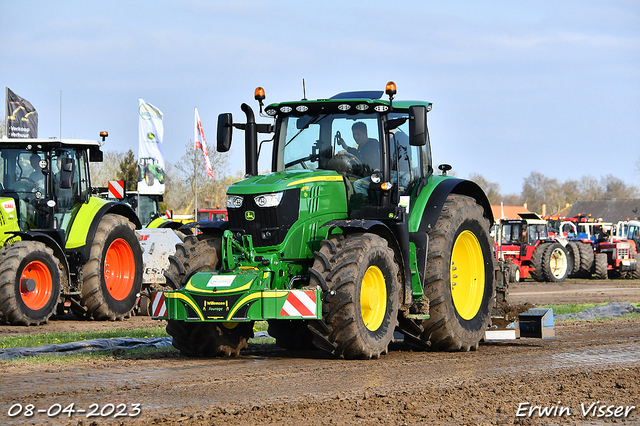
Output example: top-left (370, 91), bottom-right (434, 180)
top-left (405, 313), bottom-right (430, 319)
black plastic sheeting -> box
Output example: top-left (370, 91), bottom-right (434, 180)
top-left (555, 301), bottom-right (640, 321)
top-left (0, 337), bottom-right (173, 361)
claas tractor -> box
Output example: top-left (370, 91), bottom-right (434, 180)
top-left (496, 213), bottom-right (579, 283)
top-left (0, 134), bottom-right (143, 325)
top-left (152, 82), bottom-right (496, 359)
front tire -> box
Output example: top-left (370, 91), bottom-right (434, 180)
top-left (167, 320), bottom-right (254, 357)
top-left (0, 241), bottom-right (62, 325)
top-left (308, 233), bottom-right (400, 359)
top-left (81, 214), bottom-right (143, 320)
top-left (163, 233), bottom-right (252, 357)
top-left (420, 195), bottom-right (495, 352)
top-left (164, 234), bottom-right (221, 290)
top-left (508, 262), bottom-right (520, 283)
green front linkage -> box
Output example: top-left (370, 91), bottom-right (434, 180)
top-left (154, 230), bottom-right (322, 322)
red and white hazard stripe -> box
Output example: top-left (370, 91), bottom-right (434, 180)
top-left (108, 180), bottom-right (125, 199)
top-left (152, 292), bottom-right (166, 318)
top-left (280, 290), bottom-right (317, 318)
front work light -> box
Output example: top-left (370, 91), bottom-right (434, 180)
top-left (227, 195), bottom-right (244, 208)
top-left (254, 192), bottom-right (284, 208)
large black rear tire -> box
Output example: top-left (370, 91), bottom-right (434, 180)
top-left (577, 242), bottom-right (595, 278)
top-left (529, 244), bottom-right (548, 282)
top-left (308, 233), bottom-right (400, 359)
top-left (632, 254), bottom-right (640, 280)
top-left (566, 241), bottom-right (581, 276)
top-left (420, 195), bottom-right (495, 352)
top-left (594, 253), bottom-right (608, 280)
top-left (0, 241), bottom-right (62, 325)
top-left (542, 243), bottom-right (570, 282)
top-left (81, 214), bottom-right (143, 321)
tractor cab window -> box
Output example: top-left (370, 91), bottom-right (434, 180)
top-left (276, 112), bottom-right (382, 206)
top-left (527, 224), bottom-right (548, 245)
top-left (0, 148), bottom-right (48, 230)
top-left (387, 112), bottom-right (425, 195)
top-left (501, 222), bottom-right (522, 244)
top-left (137, 195), bottom-right (159, 226)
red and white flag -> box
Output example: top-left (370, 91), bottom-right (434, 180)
top-left (194, 107), bottom-right (215, 179)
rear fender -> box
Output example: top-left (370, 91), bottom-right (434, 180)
top-left (410, 177), bottom-right (493, 233)
top-left (65, 197), bottom-right (141, 263)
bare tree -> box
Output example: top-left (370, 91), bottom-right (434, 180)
top-left (168, 139), bottom-right (231, 214)
top-left (90, 150), bottom-right (126, 188)
top-left (468, 173), bottom-right (501, 205)
top-left (521, 172), bottom-right (555, 213)
top-left (578, 175), bottom-right (604, 201)
top-left (601, 174), bottom-right (639, 199)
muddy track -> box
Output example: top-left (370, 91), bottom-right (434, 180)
top-left (1, 279), bottom-right (639, 425)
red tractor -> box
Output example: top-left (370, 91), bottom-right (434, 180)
top-left (496, 213), bottom-right (577, 283)
top-left (574, 221), bottom-right (638, 279)
top-left (547, 216), bottom-right (639, 279)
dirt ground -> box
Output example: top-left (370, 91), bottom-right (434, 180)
top-left (1, 279), bottom-right (639, 425)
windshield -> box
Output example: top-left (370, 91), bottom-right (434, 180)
top-left (275, 112), bottom-right (381, 177)
top-left (126, 194), bottom-right (158, 226)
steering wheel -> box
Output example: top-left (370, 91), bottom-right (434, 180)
top-left (13, 178), bottom-right (38, 192)
top-left (328, 151), bottom-right (362, 174)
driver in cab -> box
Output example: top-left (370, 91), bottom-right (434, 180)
top-left (337, 122), bottom-right (380, 174)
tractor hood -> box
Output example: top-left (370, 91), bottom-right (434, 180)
top-left (227, 170), bottom-right (344, 195)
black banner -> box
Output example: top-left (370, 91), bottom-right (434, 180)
top-left (6, 87), bottom-right (38, 138)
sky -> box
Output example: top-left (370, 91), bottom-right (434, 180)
top-left (1, 0), bottom-right (639, 195)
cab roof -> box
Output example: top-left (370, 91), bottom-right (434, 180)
top-left (264, 91), bottom-right (432, 117)
top-left (0, 137), bottom-right (101, 148)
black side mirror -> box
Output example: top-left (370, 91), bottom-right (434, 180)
top-left (217, 113), bottom-right (233, 152)
top-left (89, 146), bottom-right (103, 162)
top-left (409, 105), bottom-right (427, 146)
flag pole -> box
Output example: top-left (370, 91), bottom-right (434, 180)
top-left (193, 138), bottom-right (198, 221)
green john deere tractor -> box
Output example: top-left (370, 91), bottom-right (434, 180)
top-left (137, 157), bottom-right (165, 187)
top-left (0, 133), bottom-right (144, 325)
top-left (152, 82), bottom-right (495, 359)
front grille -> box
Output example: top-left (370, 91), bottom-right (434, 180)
top-left (228, 188), bottom-right (300, 247)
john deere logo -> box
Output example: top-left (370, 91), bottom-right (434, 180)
top-left (245, 211), bottom-right (255, 221)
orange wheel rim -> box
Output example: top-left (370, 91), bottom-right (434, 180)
top-left (20, 261), bottom-right (53, 310)
top-left (104, 238), bottom-right (135, 301)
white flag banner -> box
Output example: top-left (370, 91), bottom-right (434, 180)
top-left (138, 98), bottom-right (166, 195)
top-left (195, 107), bottom-right (215, 179)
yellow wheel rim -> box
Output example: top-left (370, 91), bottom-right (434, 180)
top-left (450, 230), bottom-right (485, 320)
top-left (361, 265), bottom-right (387, 331)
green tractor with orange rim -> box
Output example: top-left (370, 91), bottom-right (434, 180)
top-left (153, 82), bottom-right (495, 359)
top-left (0, 133), bottom-right (143, 325)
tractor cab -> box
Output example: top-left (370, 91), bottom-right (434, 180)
top-left (267, 91), bottom-right (432, 214)
top-left (0, 139), bottom-right (101, 237)
top-left (499, 213), bottom-right (549, 248)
